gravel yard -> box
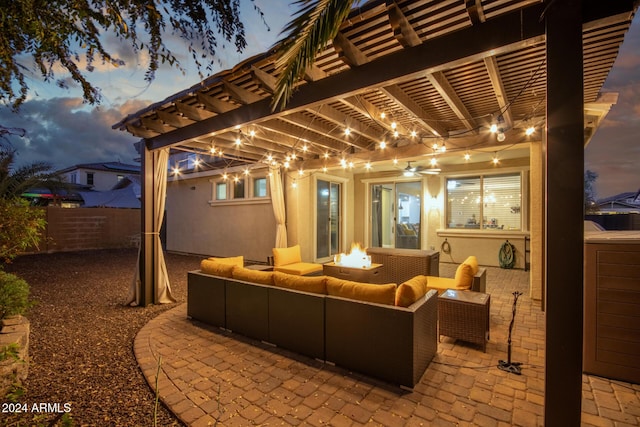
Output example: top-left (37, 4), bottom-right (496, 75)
top-left (3, 248), bottom-right (201, 426)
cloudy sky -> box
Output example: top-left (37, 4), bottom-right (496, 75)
top-left (0, 1), bottom-right (293, 169)
top-left (1, 3), bottom-right (638, 199)
top-left (584, 14), bottom-right (640, 199)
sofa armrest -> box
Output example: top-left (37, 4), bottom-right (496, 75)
top-left (325, 290), bottom-right (438, 387)
top-left (471, 268), bottom-right (487, 293)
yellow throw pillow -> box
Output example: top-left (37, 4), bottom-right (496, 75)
top-left (326, 277), bottom-right (396, 305)
top-left (395, 275), bottom-right (428, 307)
top-left (232, 267), bottom-right (274, 285)
top-left (454, 263), bottom-right (474, 290)
top-left (463, 256), bottom-right (479, 276)
top-left (272, 245), bottom-right (302, 267)
top-left (207, 255), bottom-right (244, 268)
top-left (201, 259), bottom-right (236, 278)
top-left (273, 272), bottom-right (327, 294)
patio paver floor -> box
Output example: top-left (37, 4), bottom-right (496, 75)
top-left (134, 265), bottom-right (640, 426)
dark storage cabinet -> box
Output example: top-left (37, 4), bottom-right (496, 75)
top-left (584, 234), bottom-right (640, 384)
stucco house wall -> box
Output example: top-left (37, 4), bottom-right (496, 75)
top-left (166, 176), bottom-right (276, 262)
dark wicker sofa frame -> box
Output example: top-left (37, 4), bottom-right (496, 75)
top-left (187, 270), bottom-right (438, 387)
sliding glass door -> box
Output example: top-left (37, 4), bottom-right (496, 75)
top-left (317, 180), bottom-right (341, 259)
top-left (371, 181), bottom-right (421, 249)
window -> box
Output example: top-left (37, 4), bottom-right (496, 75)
top-left (233, 178), bottom-right (245, 199)
top-left (446, 173), bottom-right (521, 231)
top-left (210, 173), bottom-right (270, 203)
top-left (253, 177), bottom-right (267, 197)
top-left (216, 182), bottom-right (227, 200)
top-left (86, 172), bottom-right (94, 186)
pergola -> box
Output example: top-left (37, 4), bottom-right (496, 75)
top-left (114, 1), bottom-right (638, 425)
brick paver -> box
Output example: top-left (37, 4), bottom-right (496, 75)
top-left (134, 266), bottom-right (640, 426)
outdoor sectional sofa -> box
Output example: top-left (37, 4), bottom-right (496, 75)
top-left (187, 257), bottom-right (438, 388)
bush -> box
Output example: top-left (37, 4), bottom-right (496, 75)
top-left (0, 271), bottom-right (32, 319)
top-left (0, 198), bottom-right (46, 265)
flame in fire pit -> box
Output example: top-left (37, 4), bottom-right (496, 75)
top-left (334, 243), bottom-right (371, 268)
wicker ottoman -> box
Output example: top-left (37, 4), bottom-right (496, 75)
top-left (438, 289), bottom-right (490, 352)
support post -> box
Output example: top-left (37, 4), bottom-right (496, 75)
top-left (544, 1), bottom-right (584, 425)
top-left (140, 142), bottom-right (156, 306)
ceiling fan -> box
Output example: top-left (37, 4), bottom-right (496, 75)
top-left (401, 161), bottom-right (440, 176)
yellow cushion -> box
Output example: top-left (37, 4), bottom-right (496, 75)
top-left (207, 255), bottom-right (244, 268)
top-left (272, 245), bottom-right (302, 267)
top-left (326, 277), bottom-right (397, 305)
top-left (273, 272), bottom-right (327, 294)
top-left (425, 276), bottom-right (454, 294)
top-left (454, 263), bottom-right (474, 290)
top-left (274, 262), bottom-right (323, 276)
top-left (463, 256), bottom-right (479, 275)
top-left (395, 275), bottom-right (428, 307)
top-left (232, 267), bottom-right (274, 285)
top-left (201, 259), bottom-right (236, 278)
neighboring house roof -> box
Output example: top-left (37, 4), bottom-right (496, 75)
top-left (78, 187), bottom-right (140, 208)
top-left (57, 161), bottom-right (140, 174)
top-left (596, 189), bottom-right (640, 212)
top-left (112, 174), bottom-right (142, 199)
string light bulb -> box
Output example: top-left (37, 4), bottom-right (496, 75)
top-left (379, 140), bottom-right (387, 149)
top-left (497, 130), bottom-right (506, 142)
top-left (464, 152), bottom-right (471, 161)
top-left (492, 153), bottom-right (499, 165)
top-left (525, 126), bottom-right (535, 136)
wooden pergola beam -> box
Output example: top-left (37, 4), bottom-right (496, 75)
top-left (426, 71), bottom-right (478, 133)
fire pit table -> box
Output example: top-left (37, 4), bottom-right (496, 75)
top-left (322, 262), bottom-right (385, 284)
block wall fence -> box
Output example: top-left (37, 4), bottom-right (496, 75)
top-left (29, 207), bottom-right (141, 254)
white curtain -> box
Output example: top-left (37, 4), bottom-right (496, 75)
top-left (127, 148), bottom-right (176, 306)
top-left (269, 164), bottom-right (288, 248)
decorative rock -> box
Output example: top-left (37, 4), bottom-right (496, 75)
top-left (0, 315), bottom-right (30, 398)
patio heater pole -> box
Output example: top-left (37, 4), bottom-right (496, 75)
top-left (498, 291), bottom-right (523, 374)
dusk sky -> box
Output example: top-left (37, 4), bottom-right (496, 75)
top-left (1, 3), bottom-right (638, 200)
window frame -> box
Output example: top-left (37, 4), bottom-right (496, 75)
top-left (209, 172), bottom-right (271, 205)
top-left (445, 171), bottom-right (524, 232)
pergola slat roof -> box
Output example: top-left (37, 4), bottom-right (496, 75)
top-left (114, 0), bottom-right (636, 170)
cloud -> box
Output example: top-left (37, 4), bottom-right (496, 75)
top-left (585, 14), bottom-right (640, 199)
top-left (0, 97), bottom-right (144, 170)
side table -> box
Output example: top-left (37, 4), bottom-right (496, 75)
top-left (438, 289), bottom-right (490, 352)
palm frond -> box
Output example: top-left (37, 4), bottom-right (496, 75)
top-left (0, 149), bottom-right (58, 199)
top-left (271, 0), bottom-right (355, 112)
